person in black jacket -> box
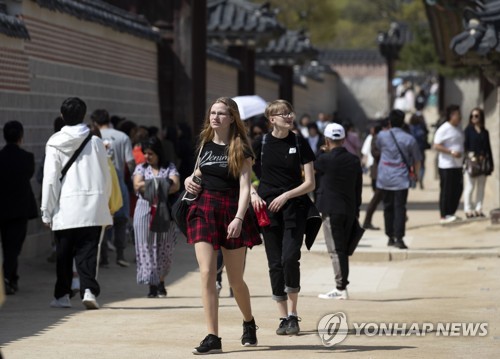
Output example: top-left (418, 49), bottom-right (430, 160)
top-left (463, 107), bottom-right (494, 218)
top-left (0, 121), bottom-right (38, 295)
top-left (314, 123), bottom-right (362, 300)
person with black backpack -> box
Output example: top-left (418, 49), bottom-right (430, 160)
top-left (251, 99), bottom-right (317, 336)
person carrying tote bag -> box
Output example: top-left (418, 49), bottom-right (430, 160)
top-left (463, 108), bottom-right (494, 218)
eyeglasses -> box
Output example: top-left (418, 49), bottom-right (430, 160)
top-left (273, 113), bottom-right (295, 119)
top-left (471, 113), bottom-right (480, 118)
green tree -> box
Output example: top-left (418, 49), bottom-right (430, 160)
top-left (255, 0), bottom-right (338, 46)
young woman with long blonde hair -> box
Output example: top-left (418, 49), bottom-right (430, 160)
top-left (184, 97), bottom-right (261, 354)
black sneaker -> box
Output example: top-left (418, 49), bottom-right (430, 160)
top-left (158, 282), bottom-right (167, 298)
top-left (147, 285), bottom-right (158, 298)
top-left (4, 279), bottom-right (15, 295)
top-left (387, 238), bottom-right (395, 246)
top-left (241, 318), bottom-right (258, 346)
top-left (393, 238), bottom-right (408, 249)
top-left (286, 315), bottom-right (301, 335)
top-left (193, 334), bottom-right (222, 355)
top-left (276, 317), bottom-right (289, 335)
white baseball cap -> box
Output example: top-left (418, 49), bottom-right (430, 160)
top-left (324, 123), bottom-right (345, 140)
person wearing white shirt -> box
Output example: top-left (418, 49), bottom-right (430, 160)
top-left (433, 104), bottom-right (464, 223)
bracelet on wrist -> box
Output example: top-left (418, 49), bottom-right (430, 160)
top-left (234, 216), bottom-right (243, 222)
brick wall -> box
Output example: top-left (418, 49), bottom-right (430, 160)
top-left (0, 2), bottom-right (160, 258)
top-left (255, 75), bottom-right (279, 103)
top-left (206, 60), bottom-right (238, 107)
top-left (293, 73), bottom-right (338, 120)
top-left (331, 63), bottom-right (388, 125)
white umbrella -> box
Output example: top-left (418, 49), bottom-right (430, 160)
top-left (232, 95), bottom-right (267, 120)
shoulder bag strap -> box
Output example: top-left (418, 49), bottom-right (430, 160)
top-left (192, 143), bottom-right (204, 173)
top-left (389, 130), bottom-right (411, 171)
top-left (294, 133), bottom-right (303, 164)
top-left (260, 134), bottom-right (267, 169)
top-left (60, 133), bottom-right (92, 182)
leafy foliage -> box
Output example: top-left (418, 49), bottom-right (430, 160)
top-left (257, 0), bottom-right (467, 76)
top-left (254, 0), bottom-right (338, 46)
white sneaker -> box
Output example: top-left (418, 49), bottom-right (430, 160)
top-left (440, 215), bottom-right (459, 224)
top-left (318, 288), bottom-right (348, 300)
top-left (82, 289), bottom-right (99, 310)
top-left (50, 294), bottom-right (71, 308)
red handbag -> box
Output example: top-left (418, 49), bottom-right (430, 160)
top-left (255, 203), bottom-right (270, 227)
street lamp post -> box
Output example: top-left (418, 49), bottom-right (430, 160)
top-left (378, 22), bottom-right (405, 110)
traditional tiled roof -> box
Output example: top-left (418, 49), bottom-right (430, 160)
top-left (298, 60), bottom-right (338, 82)
top-left (207, 0), bottom-right (284, 46)
top-left (0, 11), bottom-right (30, 39)
top-left (32, 0), bottom-right (159, 41)
top-left (255, 65), bottom-right (281, 81)
top-left (207, 44), bottom-right (242, 68)
top-left (450, 0), bottom-right (500, 56)
top-left (257, 29), bottom-right (318, 66)
top-left (320, 49), bottom-right (385, 65)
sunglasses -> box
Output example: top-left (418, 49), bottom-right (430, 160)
top-left (471, 113), bottom-right (480, 118)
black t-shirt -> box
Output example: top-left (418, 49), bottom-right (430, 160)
top-left (253, 132), bottom-right (316, 195)
top-left (199, 141), bottom-right (252, 191)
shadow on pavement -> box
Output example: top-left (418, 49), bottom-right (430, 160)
top-left (353, 296), bottom-right (458, 302)
top-left (0, 238), bottom-right (199, 346)
top-left (227, 344), bottom-right (416, 354)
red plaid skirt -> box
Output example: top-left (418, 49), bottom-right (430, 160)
top-left (186, 188), bottom-right (262, 250)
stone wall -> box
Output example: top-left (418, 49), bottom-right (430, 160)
top-left (331, 63), bottom-right (388, 126)
top-left (206, 60), bottom-right (238, 108)
top-left (0, 1), bottom-right (160, 259)
top-left (255, 75), bottom-right (279, 103)
top-left (483, 87), bottom-right (500, 211)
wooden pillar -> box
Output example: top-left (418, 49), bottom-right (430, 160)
top-left (191, 0), bottom-right (207, 133)
top-left (228, 46), bottom-right (255, 95)
top-left (272, 65), bottom-right (294, 104)
top-left (387, 58), bottom-right (395, 110)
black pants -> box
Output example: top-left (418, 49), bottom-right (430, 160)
top-left (262, 217), bottom-right (306, 302)
top-left (100, 216), bottom-right (128, 264)
top-left (54, 226), bottom-right (102, 299)
top-left (216, 248), bottom-right (223, 283)
top-left (0, 218), bottom-right (28, 286)
top-left (439, 168), bottom-right (463, 217)
top-left (325, 214), bottom-right (353, 290)
top-left (383, 189), bottom-right (408, 240)
top-left (363, 187), bottom-right (384, 227)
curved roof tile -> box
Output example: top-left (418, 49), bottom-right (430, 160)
top-left (256, 29), bottom-right (318, 66)
top-left (207, 44), bottom-right (242, 68)
top-left (0, 12), bottom-right (30, 39)
top-left (207, 0), bottom-right (284, 46)
top-left (450, 0), bottom-right (500, 56)
top-left (32, 0), bottom-right (159, 41)
top-left (320, 49), bottom-right (385, 65)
